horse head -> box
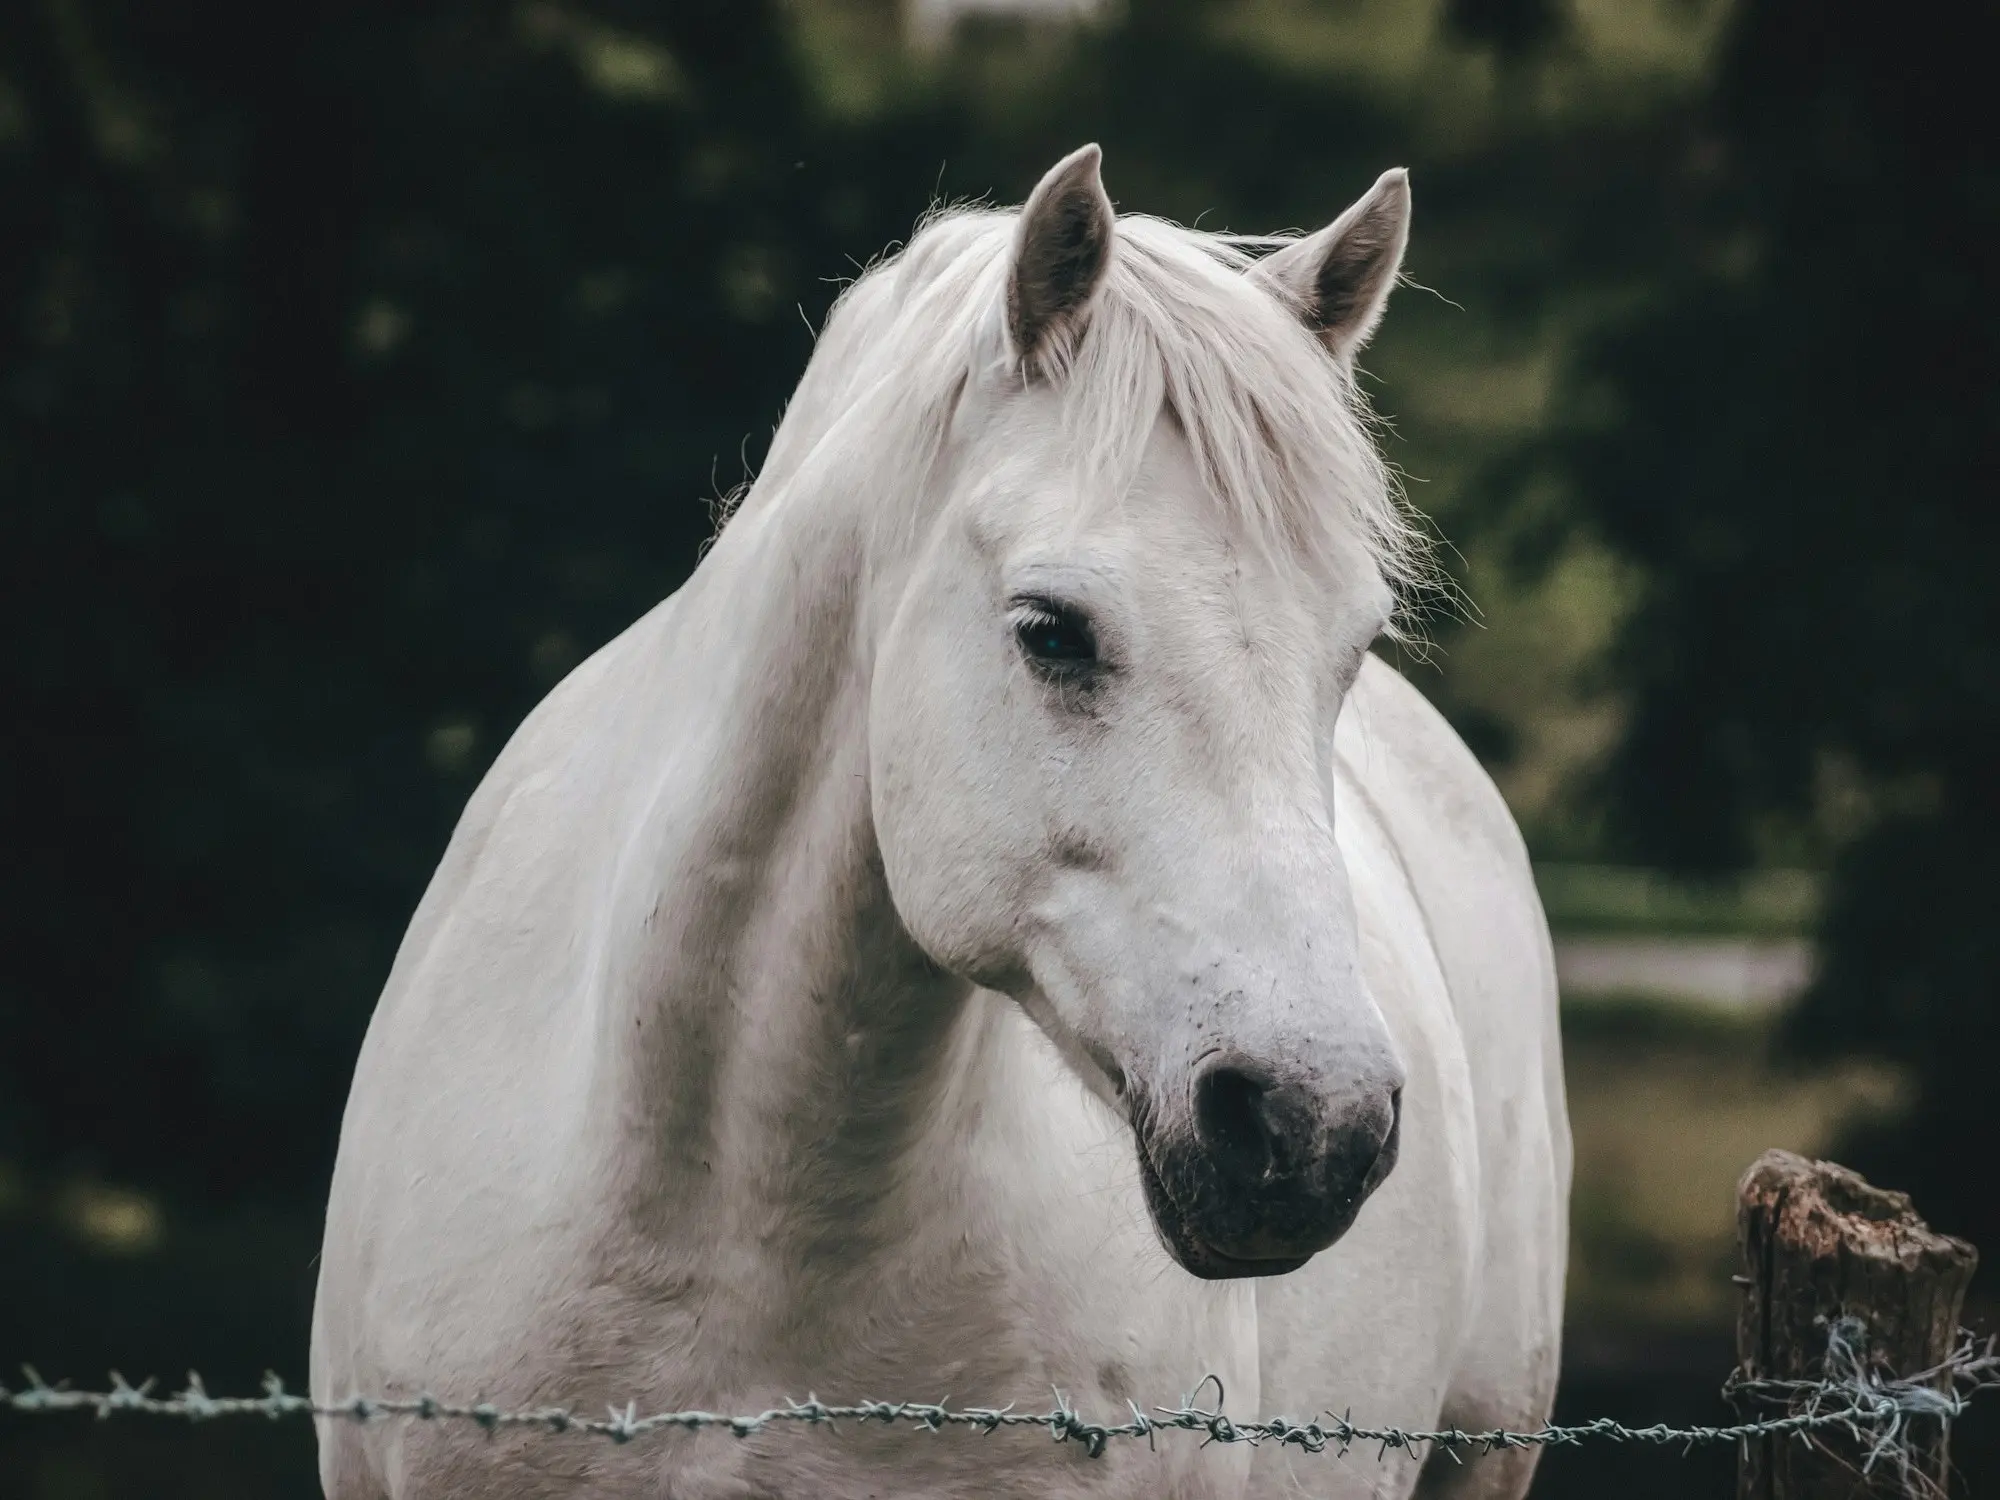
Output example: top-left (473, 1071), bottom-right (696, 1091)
top-left (867, 146), bottom-right (1418, 1279)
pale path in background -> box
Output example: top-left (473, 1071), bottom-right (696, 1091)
top-left (1554, 937), bottom-right (1812, 1010)
top-left (312, 146), bottom-right (1570, 1500)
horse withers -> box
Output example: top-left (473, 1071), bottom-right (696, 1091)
top-left (312, 146), bottom-right (1570, 1500)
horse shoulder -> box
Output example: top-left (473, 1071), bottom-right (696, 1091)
top-left (1335, 654), bottom-right (1570, 1433)
top-left (1336, 654), bottom-right (1561, 1111)
top-left (316, 616), bottom-right (671, 1393)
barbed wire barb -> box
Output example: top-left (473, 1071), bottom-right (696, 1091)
top-left (5, 1324), bottom-right (1996, 1486)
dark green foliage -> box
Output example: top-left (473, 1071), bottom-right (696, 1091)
top-left (0, 0), bottom-right (958, 1205)
top-left (1442, 0), bottom-right (1569, 60)
top-left (1563, 0), bottom-right (1999, 1251)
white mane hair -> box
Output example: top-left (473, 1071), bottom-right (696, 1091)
top-left (780, 204), bottom-right (1434, 633)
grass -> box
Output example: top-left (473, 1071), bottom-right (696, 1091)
top-left (1537, 863), bottom-right (1822, 938)
top-left (1560, 996), bottom-right (1905, 1330)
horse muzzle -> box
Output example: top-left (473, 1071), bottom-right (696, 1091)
top-left (1133, 1054), bottom-right (1403, 1280)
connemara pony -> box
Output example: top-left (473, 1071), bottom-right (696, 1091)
top-left (313, 146), bottom-right (1570, 1500)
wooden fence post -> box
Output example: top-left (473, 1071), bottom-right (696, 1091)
top-left (1735, 1149), bottom-right (1978, 1498)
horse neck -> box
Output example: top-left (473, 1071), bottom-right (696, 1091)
top-left (580, 437), bottom-right (986, 1274)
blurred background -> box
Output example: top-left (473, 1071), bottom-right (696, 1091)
top-left (2, 0), bottom-right (1992, 1495)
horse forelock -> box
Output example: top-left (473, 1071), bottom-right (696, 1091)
top-left (816, 204), bottom-right (1435, 636)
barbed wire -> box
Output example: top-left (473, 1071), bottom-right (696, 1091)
top-left (1723, 1320), bottom-right (1998, 1498)
top-left (4, 1319), bottom-right (1995, 1474)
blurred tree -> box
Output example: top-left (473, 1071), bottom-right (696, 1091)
top-left (0, 0), bottom-right (956, 1206)
top-left (1441, 0), bottom-right (1568, 62)
top-left (1558, 0), bottom-right (1998, 1251)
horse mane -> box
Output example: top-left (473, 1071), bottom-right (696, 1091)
top-left (748, 204), bottom-right (1436, 636)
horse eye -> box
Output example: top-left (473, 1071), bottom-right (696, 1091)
top-left (1013, 602), bottom-right (1097, 668)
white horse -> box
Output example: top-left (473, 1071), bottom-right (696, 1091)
top-left (312, 145), bottom-right (1570, 1500)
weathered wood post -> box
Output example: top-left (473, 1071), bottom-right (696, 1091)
top-left (1735, 1149), bottom-right (1978, 1498)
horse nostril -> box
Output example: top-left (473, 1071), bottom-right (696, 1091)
top-left (1193, 1062), bottom-right (1282, 1184)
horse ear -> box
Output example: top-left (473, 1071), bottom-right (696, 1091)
top-left (1252, 168), bottom-right (1411, 361)
top-left (1007, 143), bottom-right (1116, 370)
